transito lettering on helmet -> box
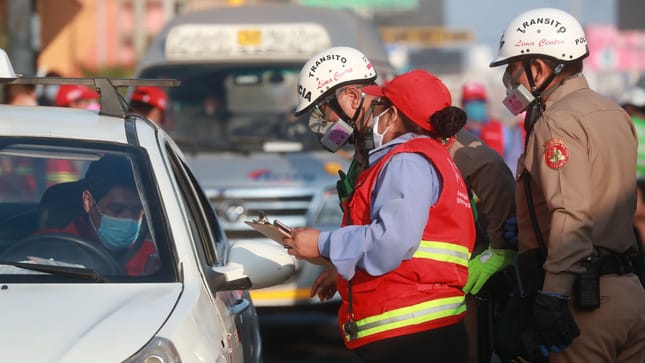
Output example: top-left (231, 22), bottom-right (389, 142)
top-left (489, 8), bottom-right (589, 67)
top-left (515, 17), bottom-right (567, 34)
top-left (308, 54), bottom-right (347, 77)
top-left (295, 46), bottom-right (377, 116)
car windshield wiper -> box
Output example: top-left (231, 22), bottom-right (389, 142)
top-left (0, 260), bottom-right (104, 282)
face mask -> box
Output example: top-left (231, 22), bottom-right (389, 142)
top-left (464, 101), bottom-right (488, 123)
top-left (91, 199), bottom-right (141, 251)
top-left (371, 107), bottom-right (391, 149)
top-left (86, 101), bottom-right (100, 111)
top-left (502, 67), bottom-right (535, 115)
top-left (308, 100), bottom-right (354, 152)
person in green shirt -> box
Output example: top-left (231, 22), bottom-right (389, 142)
top-left (619, 83), bottom-right (645, 179)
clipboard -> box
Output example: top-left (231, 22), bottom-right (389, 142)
top-left (244, 214), bottom-right (292, 244)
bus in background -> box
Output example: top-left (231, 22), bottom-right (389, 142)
top-left (135, 3), bottom-right (394, 308)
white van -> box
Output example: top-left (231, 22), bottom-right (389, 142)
top-left (135, 3), bottom-right (394, 307)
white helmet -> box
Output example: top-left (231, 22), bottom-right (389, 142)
top-left (295, 46), bottom-right (377, 116)
top-left (490, 8), bottom-right (589, 67)
top-left (0, 48), bottom-right (21, 81)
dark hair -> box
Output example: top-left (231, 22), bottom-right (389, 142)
top-left (396, 105), bottom-right (466, 139)
top-left (129, 100), bottom-right (155, 116)
top-left (429, 106), bottom-right (467, 138)
top-left (84, 155), bottom-right (137, 201)
top-left (541, 57), bottom-right (583, 76)
top-left (637, 178), bottom-right (645, 202)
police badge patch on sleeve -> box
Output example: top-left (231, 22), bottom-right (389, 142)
top-left (544, 138), bottom-right (569, 169)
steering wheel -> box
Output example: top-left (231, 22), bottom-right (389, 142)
top-left (1, 233), bottom-right (123, 275)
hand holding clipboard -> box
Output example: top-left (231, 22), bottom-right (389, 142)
top-left (244, 212), bottom-right (292, 246)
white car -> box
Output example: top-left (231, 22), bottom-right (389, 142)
top-left (0, 51), bottom-right (295, 362)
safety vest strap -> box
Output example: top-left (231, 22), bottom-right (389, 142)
top-left (413, 240), bottom-right (471, 267)
top-left (47, 171), bottom-right (78, 184)
top-left (346, 295), bottom-right (466, 341)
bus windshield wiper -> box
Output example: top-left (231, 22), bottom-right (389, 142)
top-left (0, 260), bottom-right (104, 282)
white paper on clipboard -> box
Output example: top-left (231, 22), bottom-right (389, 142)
top-left (244, 218), bottom-right (292, 244)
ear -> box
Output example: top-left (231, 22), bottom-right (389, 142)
top-left (344, 86), bottom-right (364, 109)
top-left (533, 59), bottom-right (553, 88)
top-left (388, 107), bottom-right (402, 131)
top-left (82, 190), bottom-right (92, 214)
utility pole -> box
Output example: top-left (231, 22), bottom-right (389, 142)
top-left (7, 0), bottom-right (36, 75)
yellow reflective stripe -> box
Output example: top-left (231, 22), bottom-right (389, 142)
top-left (47, 172), bottom-right (78, 183)
top-left (348, 296), bottom-right (466, 340)
top-left (413, 240), bottom-right (470, 266)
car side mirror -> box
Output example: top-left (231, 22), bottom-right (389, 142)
top-left (212, 240), bottom-right (295, 290)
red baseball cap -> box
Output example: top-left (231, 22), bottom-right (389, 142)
top-left (131, 86), bottom-right (167, 111)
top-left (362, 69), bottom-right (451, 132)
top-left (55, 84), bottom-right (99, 107)
top-left (461, 81), bottom-right (488, 102)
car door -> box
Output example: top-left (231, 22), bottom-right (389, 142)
top-left (163, 141), bottom-right (252, 362)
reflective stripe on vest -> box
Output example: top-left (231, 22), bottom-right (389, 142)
top-left (346, 295), bottom-right (466, 341)
top-left (413, 240), bottom-right (471, 267)
top-left (47, 171), bottom-right (78, 184)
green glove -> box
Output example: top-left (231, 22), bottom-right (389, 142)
top-left (463, 247), bottom-right (516, 295)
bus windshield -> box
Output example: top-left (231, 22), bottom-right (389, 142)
top-left (139, 64), bottom-right (321, 152)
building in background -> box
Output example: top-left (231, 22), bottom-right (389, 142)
top-left (0, 0), bottom-right (643, 103)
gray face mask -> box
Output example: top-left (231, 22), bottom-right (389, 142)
top-left (502, 67), bottom-right (535, 115)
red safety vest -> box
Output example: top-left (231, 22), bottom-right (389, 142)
top-left (338, 137), bottom-right (476, 349)
top-left (479, 120), bottom-right (505, 156)
top-left (13, 157), bottom-right (80, 192)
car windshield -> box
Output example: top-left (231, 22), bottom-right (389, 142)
top-left (0, 141), bottom-right (175, 283)
top-left (139, 64), bottom-right (321, 152)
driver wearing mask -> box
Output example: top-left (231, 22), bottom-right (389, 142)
top-left (36, 155), bottom-right (158, 275)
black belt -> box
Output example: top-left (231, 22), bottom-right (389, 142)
top-left (596, 253), bottom-right (637, 276)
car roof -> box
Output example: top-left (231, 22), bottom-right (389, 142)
top-left (0, 104), bottom-right (133, 142)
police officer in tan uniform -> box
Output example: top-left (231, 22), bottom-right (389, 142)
top-left (490, 7), bottom-right (645, 362)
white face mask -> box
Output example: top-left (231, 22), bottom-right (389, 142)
top-left (372, 107), bottom-right (392, 149)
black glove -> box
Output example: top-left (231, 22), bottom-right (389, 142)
top-left (532, 291), bottom-right (580, 357)
top-left (503, 217), bottom-right (519, 247)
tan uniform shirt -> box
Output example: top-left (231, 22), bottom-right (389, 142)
top-left (516, 75), bottom-right (638, 295)
top-left (450, 129), bottom-right (516, 251)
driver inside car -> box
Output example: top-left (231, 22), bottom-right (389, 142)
top-left (36, 155), bottom-right (158, 275)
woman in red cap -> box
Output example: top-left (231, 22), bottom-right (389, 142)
top-left (55, 84), bottom-right (99, 110)
top-left (283, 69), bottom-right (476, 362)
top-left (129, 86), bottom-right (167, 125)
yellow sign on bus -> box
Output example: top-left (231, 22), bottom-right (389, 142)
top-left (380, 26), bottom-right (473, 47)
top-left (237, 29), bottom-right (262, 46)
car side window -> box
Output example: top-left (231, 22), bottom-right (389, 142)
top-left (164, 143), bottom-right (220, 266)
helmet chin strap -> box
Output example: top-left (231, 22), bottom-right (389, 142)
top-left (357, 95), bottom-right (385, 152)
top-left (522, 58), bottom-right (565, 141)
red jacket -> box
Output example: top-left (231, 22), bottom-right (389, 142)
top-left (38, 214), bottom-right (156, 276)
top-left (338, 137), bottom-right (476, 348)
top-left (479, 120), bottom-right (505, 156)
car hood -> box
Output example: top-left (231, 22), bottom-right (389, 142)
top-left (0, 283), bottom-right (182, 363)
top-left (183, 151), bottom-right (349, 189)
